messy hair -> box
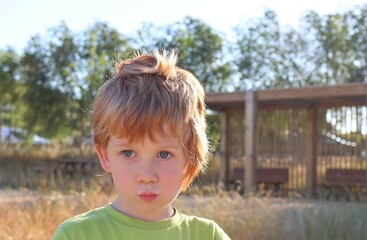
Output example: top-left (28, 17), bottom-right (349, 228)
top-left (92, 50), bottom-right (209, 190)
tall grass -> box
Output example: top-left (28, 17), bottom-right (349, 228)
top-left (1, 145), bottom-right (367, 240)
top-left (0, 143), bottom-right (97, 190)
top-left (0, 189), bottom-right (111, 239)
top-left (1, 187), bottom-right (367, 240)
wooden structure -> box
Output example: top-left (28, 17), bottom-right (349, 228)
top-left (323, 169), bottom-right (367, 200)
top-left (205, 83), bottom-right (367, 198)
top-left (46, 159), bottom-right (97, 178)
top-left (32, 158), bottom-right (97, 181)
top-left (227, 167), bottom-right (289, 193)
top-left (324, 169), bottom-right (367, 188)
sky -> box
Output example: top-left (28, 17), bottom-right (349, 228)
top-left (0, 0), bottom-right (366, 52)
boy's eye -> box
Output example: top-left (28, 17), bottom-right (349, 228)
top-left (159, 151), bottom-right (171, 159)
top-left (122, 150), bottom-right (135, 158)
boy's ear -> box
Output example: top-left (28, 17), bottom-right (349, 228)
top-left (95, 144), bottom-right (111, 173)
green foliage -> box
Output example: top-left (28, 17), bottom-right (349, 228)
top-left (75, 22), bottom-right (135, 140)
top-left (80, 21), bottom-right (134, 108)
top-left (160, 17), bottom-right (232, 92)
top-left (233, 5), bottom-right (367, 90)
top-left (134, 16), bottom-right (232, 92)
top-left (1, 5), bottom-right (367, 142)
top-left (234, 10), bottom-right (281, 89)
top-left (9, 22), bottom-right (135, 140)
top-left (301, 10), bottom-right (361, 85)
top-left (20, 35), bottom-right (70, 138)
top-left (0, 48), bottom-right (19, 104)
top-left (0, 48), bottom-right (20, 143)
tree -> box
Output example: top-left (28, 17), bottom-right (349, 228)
top-left (299, 5), bottom-right (367, 85)
top-left (234, 10), bottom-right (280, 90)
top-left (77, 22), bottom-right (135, 140)
top-left (16, 22), bottom-right (135, 141)
top-left (0, 48), bottom-right (19, 143)
top-left (233, 10), bottom-right (312, 90)
top-left (4, 5), bottom-right (367, 145)
top-left (0, 48), bottom-right (18, 104)
top-left (233, 6), bottom-right (367, 90)
top-left (301, 10), bottom-right (359, 85)
top-left (135, 17), bottom-right (232, 92)
top-left (347, 4), bottom-right (367, 83)
top-left (20, 35), bottom-right (71, 138)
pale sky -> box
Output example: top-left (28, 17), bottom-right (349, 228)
top-left (0, 0), bottom-right (366, 52)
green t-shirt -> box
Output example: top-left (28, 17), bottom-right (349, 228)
top-left (52, 204), bottom-right (231, 240)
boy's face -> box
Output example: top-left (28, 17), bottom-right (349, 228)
top-left (96, 132), bottom-right (187, 222)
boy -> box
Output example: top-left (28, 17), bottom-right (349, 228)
top-left (52, 50), bottom-right (230, 240)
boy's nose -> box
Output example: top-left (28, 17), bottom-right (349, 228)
top-left (136, 162), bottom-right (158, 184)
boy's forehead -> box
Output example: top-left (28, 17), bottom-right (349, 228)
top-left (111, 124), bottom-right (180, 142)
top-left (110, 132), bottom-right (180, 146)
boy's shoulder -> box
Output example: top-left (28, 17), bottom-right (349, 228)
top-left (56, 204), bottom-right (107, 236)
top-left (179, 211), bottom-right (217, 225)
top-left (178, 211), bottom-right (230, 239)
top-left (60, 205), bottom-right (107, 226)
top-left (52, 205), bottom-right (109, 239)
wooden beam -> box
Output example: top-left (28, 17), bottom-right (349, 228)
top-left (244, 91), bottom-right (257, 194)
top-left (258, 97), bottom-right (367, 109)
top-left (205, 92), bottom-right (245, 111)
top-left (306, 107), bottom-right (317, 199)
top-left (205, 83), bottom-right (367, 111)
top-left (205, 92), bottom-right (245, 103)
top-left (256, 83), bottom-right (367, 101)
top-left (219, 111), bottom-right (230, 185)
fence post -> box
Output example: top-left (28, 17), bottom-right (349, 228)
top-left (306, 107), bottom-right (317, 198)
top-left (244, 91), bottom-right (257, 194)
top-left (219, 111), bottom-right (229, 185)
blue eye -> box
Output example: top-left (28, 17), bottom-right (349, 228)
top-left (122, 150), bottom-right (134, 157)
top-left (159, 151), bottom-right (171, 159)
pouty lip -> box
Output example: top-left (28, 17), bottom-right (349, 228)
top-left (138, 191), bottom-right (159, 202)
top-left (138, 192), bottom-right (158, 197)
top-left (137, 189), bottom-right (159, 196)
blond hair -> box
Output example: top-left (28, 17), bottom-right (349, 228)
top-left (92, 50), bottom-right (208, 190)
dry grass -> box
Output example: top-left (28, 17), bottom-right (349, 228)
top-left (177, 190), bottom-right (367, 240)
top-left (1, 186), bottom-right (367, 240)
top-left (1, 145), bottom-right (367, 240)
top-left (0, 189), bottom-right (111, 240)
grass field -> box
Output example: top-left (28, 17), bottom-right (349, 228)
top-left (1, 187), bottom-right (367, 240)
top-left (1, 145), bottom-right (367, 240)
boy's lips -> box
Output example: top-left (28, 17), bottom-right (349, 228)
top-left (138, 192), bottom-right (158, 202)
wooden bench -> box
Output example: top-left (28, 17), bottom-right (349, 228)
top-left (228, 167), bottom-right (289, 193)
top-left (48, 159), bottom-right (97, 178)
top-left (323, 169), bottom-right (367, 200)
top-left (30, 159), bottom-right (97, 179)
top-left (324, 169), bottom-right (367, 187)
